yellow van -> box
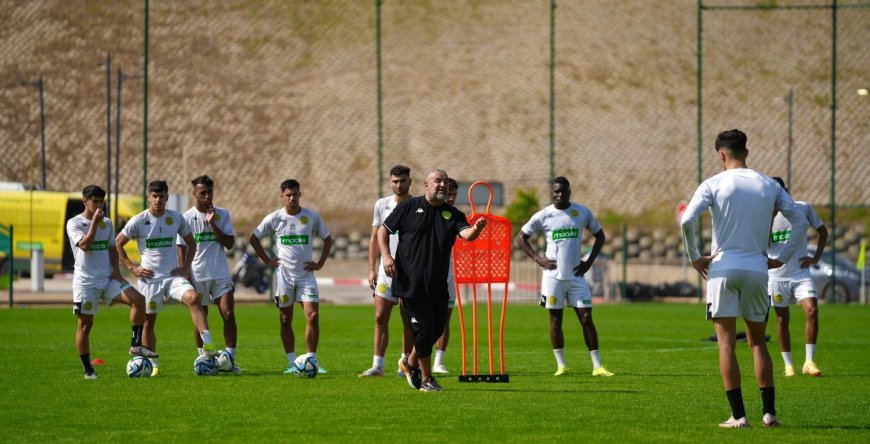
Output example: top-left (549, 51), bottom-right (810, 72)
top-left (0, 190), bottom-right (142, 275)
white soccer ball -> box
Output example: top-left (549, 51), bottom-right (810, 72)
top-left (126, 356), bottom-right (153, 378)
top-left (294, 354), bottom-right (318, 378)
top-left (216, 350), bottom-right (234, 372)
top-left (193, 355), bottom-right (219, 376)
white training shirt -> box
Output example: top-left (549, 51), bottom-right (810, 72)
top-left (521, 203), bottom-right (602, 280)
top-left (681, 168), bottom-right (809, 274)
top-left (372, 195), bottom-right (400, 276)
top-left (252, 207), bottom-right (330, 280)
top-left (769, 201), bottom-right (824, 280)
top-left (66, 214), bottom-right (115, 288)
top-left (121, 209), bottom-right (192, 279)
top-left (176, 206), bottom-right (234, 281)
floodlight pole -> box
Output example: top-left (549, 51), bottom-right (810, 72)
top-left (115, 68), bottom-right (144, 226)
top-left (17, 77), bottom-right (47, 190)
top-left (103, 53), bottom-right (112, 216)
top-left (786, 88), bottom-right (793, 188)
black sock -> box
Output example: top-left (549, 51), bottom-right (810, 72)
top-left (760, 386), bottom-right (776, 416)
top-left (80, 354), bottom-right (94, 374)
top-left (725, 388), bottom-right (746, 419)
top-left (131, 325), bottom-right (143, 347)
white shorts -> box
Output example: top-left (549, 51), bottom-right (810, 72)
top-left (374, 273), bottom-right (399, 304)
top-left (706, 269), bottom-right (770, 322)
top-left (539, 275), bottom-right (592, 309)
top-left (193, 277), bottom-right (235, 306)
top-left (274, 274), bottom-right (320, 307)
top-left (73, 279), bottom-right (132, 315)
top-left (138, 276), bottom-right (196, 314)
top-left (769, 277), bottom-right (817, 307)
top-left (447, 276), bottom-right (456, 309)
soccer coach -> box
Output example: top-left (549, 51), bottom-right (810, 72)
top-left (378, 169), bottom-right (487, 392)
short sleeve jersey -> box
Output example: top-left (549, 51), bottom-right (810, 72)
top-left (521, 203), bottom-right (602, 280)
top-left (121, 209), bottom-right (191, 279)
top-left (252, 207), bottom-right (330, 280)
top-left (383, 196), bottom-right (470, 300)
top-left (769, 201), bottom-right (824, 280)
top-left (66, 214), bottom-right (115, 287)
top-left (373, 195), bottom-right (400, 275)
top-left (176, 206), bottom-right (234, 281)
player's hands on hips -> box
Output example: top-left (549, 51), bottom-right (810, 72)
top-left (383, 256), bottom-right (396, 278)
top-left (303, 261), bottom-right (323, 272)
top-left (368, 270), bottom-right (377, 290)
top-left (574, 260), bottom-right (591, 277)
top-left (131, 265), bottom-right (154, 279)
top-left (767, 258), bottom-right (784, 269)
top-left (799, 256), bottom-right (815, 268)
top-left (692, 254), bottom-right (717, 279)
top-left (110, 269), bottom-right (125, 282)
top-left (535, 256), bottom-right (557, 270)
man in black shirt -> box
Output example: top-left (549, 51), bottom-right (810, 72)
top-left (379, 169), bottom-right (487, 392)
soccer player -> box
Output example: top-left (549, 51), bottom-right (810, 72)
top-left (379, 169), bottom-right (487, 392)
top-left (249, 179), bottom-right (333, 375)
top-left (432, 177), bottom-right (460, 374)
top-left (681, 129), bottom-right (808, 428)
top-left (515, 176), bottom-right (612, 378)
top-left (67, 185), bottom-right (157, 379)
top-left (176, 175), bottom-right (241, 373)
top-left (116, 180), bottom-right (218, 376)
top-left (359, 165), bottom-right (415, 378)
top-left (768, 176), bottom-right (828, 377)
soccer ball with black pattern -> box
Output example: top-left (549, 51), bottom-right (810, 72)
top-left (126, 356), bottom-right (153, 378)
top-left (294, 355), bottom-right (319, 378)
top-left (216, 350), bottom-right (235, 372)
top-left (193, 355), bottom-right (219, 376)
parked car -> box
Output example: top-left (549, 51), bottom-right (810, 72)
top-left (806, 244), bottom-right (862, 303)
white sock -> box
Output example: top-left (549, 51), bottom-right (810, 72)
top-left (590, 350), bottom-right (602, 369)
top-left (401, 353), bottom-right (409, 360)
top-left (373, 355), bottom-right (384, 369)
top-left (308, 352), bottom-right (317, 359)
top-left (286, 352), bottom-right (296, 365)
top-left (782, 351), bottom-right (794, 366)
top-left (197, 347), bottom-right (205, 357)
top-left (553, 349), bottom-right (567, 368)
top-left (226, 347), bottom-right (236, 359)
top-left (434, 350), bottom-right (445, 367)
top-left (200, 330), bottom-right (213, 345)
top-left (806, 344), bottom-right (816, 362)
top-left (149, 357), bottom-right (160, 367)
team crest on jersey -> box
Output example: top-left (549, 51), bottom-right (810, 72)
top-left (214, 213), bottom-right (221, 221)
top-left (84, 301), bottom-right (93, 310)
top-left (148, 301), bottom-right (157, 310)
top-left (165, 216), bottom-right (173, 225)
top-left (281, 294), bottom-right (290, 304)
top-left (774, 294), bottom-right (784, 303)
top-left (377, 283), bottom-right (387, 294)
top-left (571, 209), bottom-right (579, 218)
top-left (441, 210), bottom-right (452, 220)
top-left (99, 221), bottom-right (106, 229)
top-left (300, 216), bottom-right (309, 225)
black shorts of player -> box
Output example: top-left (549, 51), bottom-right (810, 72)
top-left (401, 295), bottom-right (448, 359)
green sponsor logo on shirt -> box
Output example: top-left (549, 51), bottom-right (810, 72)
top-left (552, 228), bottom-right (579, 241)
top-left (194, 232), bottom-right (217, 243)
top-left (90, 240), bottom-right (109, 251)
top-left (145, 237), bottom-right (175, 249)
top-left (279, 235), bottom-right (309, 245)
top-left (771, 229), bottom-right (791, 243)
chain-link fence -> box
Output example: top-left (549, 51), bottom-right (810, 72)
top-left (1, 1), bottom-right (867, 281)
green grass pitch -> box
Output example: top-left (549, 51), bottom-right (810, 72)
top-left (1, 302), bottom-right (869, 443)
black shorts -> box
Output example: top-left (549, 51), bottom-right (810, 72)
top-left (401, 296), bottom-right (448, 358)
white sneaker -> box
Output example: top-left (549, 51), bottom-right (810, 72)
top-left (719, 416), bottom-right (749, 428)
top-left (129, 345), bottom-right (159, 358)
top-left (358, 367), bottom-right (385, 377)
top-left (762, 413), bottom-right (781, 428)
top-left (432, 364), bottom-right (449, 374)
top-left (396, 357), bottom-right (406, 378)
